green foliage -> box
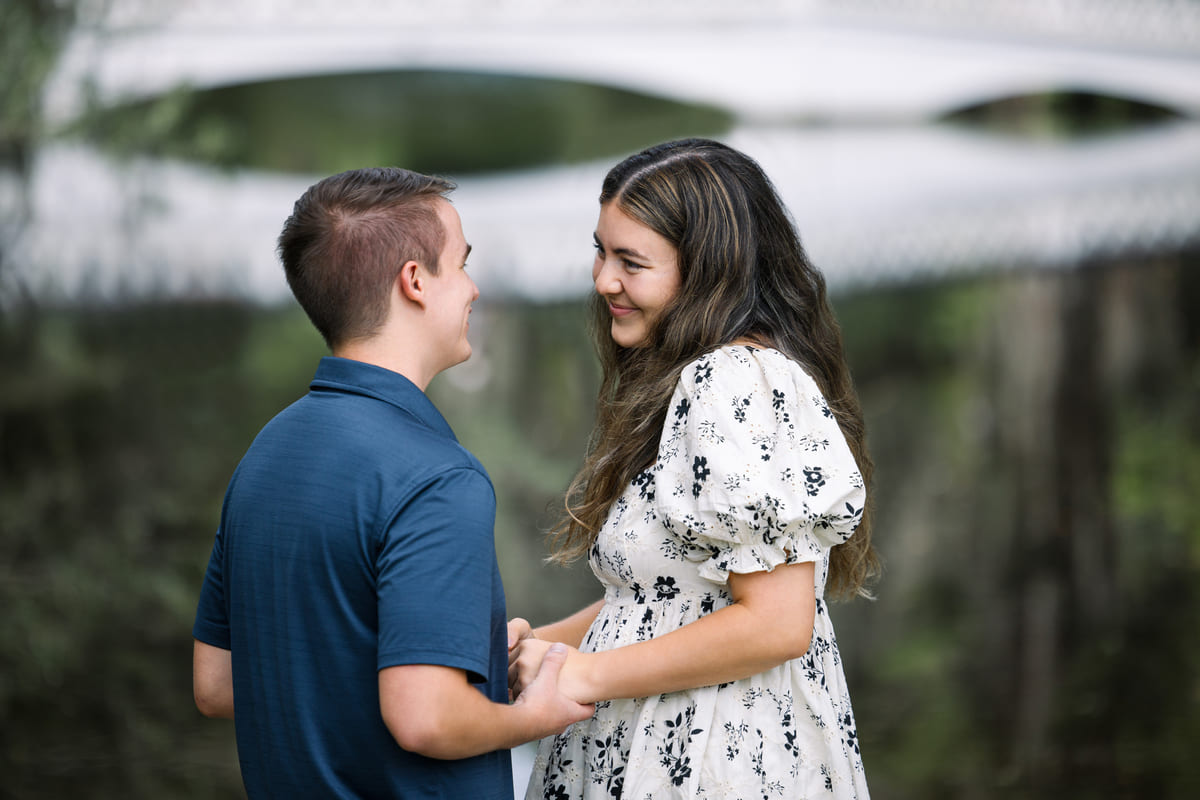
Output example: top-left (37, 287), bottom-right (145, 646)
top-left (0, 302), bottom-right (279, 798)
top-left (832, 259), bottom-right (1200, 798)
top-left (1113, 381), bottom-right (1200, 572)
top-left (0, 0), bottom-right (77, 158)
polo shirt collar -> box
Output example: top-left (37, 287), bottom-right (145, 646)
top-left (309, 356), bottom-right (456, 440)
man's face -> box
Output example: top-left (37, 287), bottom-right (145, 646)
top-left (423, 199), bottom-right (478, 373)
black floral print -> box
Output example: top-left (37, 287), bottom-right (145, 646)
top-left (732, 395), bottom-right (751, 423)
top-left (587, 719), bottom-right (628, 798)
top-left (525, 346), bottom-right (869, 800)
top-left (654, 576), bottom-right (680, 600)
top-left (691, 456), bottom-right (711, 498)
top-left (632, 469), bottom-right (655, 502)
top-left (655, 707), bottom-right (703, 787)
top-left (802, 465), bottom-right (827, 496)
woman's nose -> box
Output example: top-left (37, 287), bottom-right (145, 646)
top-left (593, 259), bottom-right (620, 295)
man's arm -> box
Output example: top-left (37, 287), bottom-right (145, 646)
top-left (379, 643), bottom-right (592, 760)
top-left (193, 639), bottom-right (235, 719)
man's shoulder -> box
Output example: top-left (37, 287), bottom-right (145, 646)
top-left (246, 387), bottom-right (490, 484)
top-left (351, 390), bottom-right (493, 483)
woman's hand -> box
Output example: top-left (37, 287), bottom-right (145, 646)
top-left (508, 617), bottom-right (534, 654)
top-left (506, 618), bottom-right (535, 702)
top-left (509, 637), bottom-right (591, 704)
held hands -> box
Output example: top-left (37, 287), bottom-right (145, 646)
top-left (506, 618), bottom-right (594, 730)
top-left (507, 618), bottom-right (593, 705)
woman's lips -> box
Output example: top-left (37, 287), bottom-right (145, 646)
top-left (608, 302), bottom-right (636, 318)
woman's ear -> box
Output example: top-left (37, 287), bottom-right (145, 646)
top-left (397, 260), bottom-right (424, 305)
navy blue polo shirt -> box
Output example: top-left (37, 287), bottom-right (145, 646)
top-left (193, 356), bottom-right (512, 799)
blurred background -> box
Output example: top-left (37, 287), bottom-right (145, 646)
top-left (2, 0), bottom-right (1199, 797)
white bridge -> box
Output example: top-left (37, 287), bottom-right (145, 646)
top-left (12, 0), bottom-right (1200, 304)
top-left (46, 0), bottom-right (1200, 122)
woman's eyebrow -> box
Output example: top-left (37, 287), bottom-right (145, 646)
top-left (613, 246), bottom-right (650, 260)
top-left (594, 233), bottom-right (650, 260)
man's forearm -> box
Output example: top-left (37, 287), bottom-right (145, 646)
top-left (380, 651), bottom-right (591, 760)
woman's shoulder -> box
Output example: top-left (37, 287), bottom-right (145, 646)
top-left (677, 343), bottom-right (817, 395)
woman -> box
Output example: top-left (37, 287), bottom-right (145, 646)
top-left (509, 138), bottom-right (878, 799)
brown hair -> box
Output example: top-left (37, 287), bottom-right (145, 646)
top-left (552, 139), bottom-right (879, 600)
top-left (277, 167), bottom-right (455, 348)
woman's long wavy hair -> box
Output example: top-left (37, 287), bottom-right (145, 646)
top-left (550, 138), bottom-right (879, 600)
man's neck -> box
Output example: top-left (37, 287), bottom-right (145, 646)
top-left (332, 338), bottom-right (434, 392)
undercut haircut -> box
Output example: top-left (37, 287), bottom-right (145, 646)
top-left (277, 167), bottom-right (456, 348)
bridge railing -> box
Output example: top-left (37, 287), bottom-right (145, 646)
top-left (87, 0), bottom-right (1200, 54)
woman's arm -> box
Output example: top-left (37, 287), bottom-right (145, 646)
top-left (536, 599), bottom-right (606, 646)
top-left (510, 563), bottom-right (815, 704)
top-left (508, 598), bottom-right (604, 650)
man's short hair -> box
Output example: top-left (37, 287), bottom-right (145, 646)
top-left (278, 167), bottom-right (456, 348)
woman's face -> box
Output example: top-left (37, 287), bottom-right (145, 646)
top-left (592, 203), bottom-right (682, 348)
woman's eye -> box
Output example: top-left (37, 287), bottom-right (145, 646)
top-left (623, 259), bottom-right (644, 272)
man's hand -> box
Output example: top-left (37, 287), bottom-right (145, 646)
top-left (509, 637), bottom-right (594, 705)
top-left (510, 642), bottom-right (594, 730)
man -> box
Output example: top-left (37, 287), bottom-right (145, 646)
top-left (191, 167), bottom-right (591, 799)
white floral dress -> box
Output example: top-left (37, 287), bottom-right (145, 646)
top-left (526, 345), bottom-right (870, 800)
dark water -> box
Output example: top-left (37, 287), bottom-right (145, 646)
top-left (3, 68), bottom-right (1198, 798)
top-left (70, 70), bottom-right (734, 176)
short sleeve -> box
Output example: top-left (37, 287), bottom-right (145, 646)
top-left (376, 466), bottom-right (498, 682)
top-left (653, 347), bottom-right (865, 584)
top-left (192, 527), bottom-right (232, 649)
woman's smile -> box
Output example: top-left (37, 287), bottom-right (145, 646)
top-left (606, 301), bottom-right (636, 317)
top-left (592, 203), bottom-right (681, 347)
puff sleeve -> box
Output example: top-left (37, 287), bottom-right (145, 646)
top-left (652, 347), bottom-right (865, 584)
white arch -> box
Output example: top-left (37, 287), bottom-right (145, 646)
top-left (44, 9), bottom-right (1200, 125)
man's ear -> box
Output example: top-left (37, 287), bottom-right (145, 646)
top-left (396, 260), bottom-right (425, 306)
